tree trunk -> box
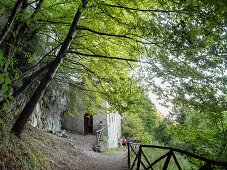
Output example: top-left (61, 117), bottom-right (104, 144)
top-left (11, 0), bottom-right (88, 137)
top-left (3, 0), bottom-right (43, 72)
top-left (0, 0), bottom-right (42, 94)
top-left (0, 0), bottom-right (26, 45)
top-left (0, 64), bottom-right (49, 113)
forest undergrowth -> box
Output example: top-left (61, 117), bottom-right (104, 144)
top-left (0, 123), bottom-right (48, 169)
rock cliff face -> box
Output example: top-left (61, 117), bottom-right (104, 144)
top-left (29, 90), bottom-right (69, 131)
top-left (11, 88), bottom-right (69, 131)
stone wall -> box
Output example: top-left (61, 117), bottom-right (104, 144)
top-left (29, 90), bottom-right (69, 131)
top-left (61, 101), bottom-right (122, 149)
top-left (106, 111), bottom-right (121, 148)
top-left (93, 113), bottom-right (108, 132)
top-left (10, 84), bottom-right (122, 149)
top-left (61, 112), bottom-right (84, 134)
top-left (61, 88), bottom-right (85, 133)
top-left (10, 88), bottom-right (69, 131)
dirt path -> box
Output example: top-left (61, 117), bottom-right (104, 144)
top-left (68, 133), bottom-right (128, 170)
top-left (25, 127), bottom-right (128, 170)
top-left (83, 150), bottom-right (128, 170)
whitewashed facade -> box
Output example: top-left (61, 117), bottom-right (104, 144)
top-left (62, 102), bottom-right (121, 149)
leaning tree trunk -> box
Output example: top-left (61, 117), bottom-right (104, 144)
top-left (0, 64), bottom-right (49, 114)
top-left (0, 43), bottom-right (61, 112)
top-left (0, 0), bottom-right (26, 45)
top-left (3, 0), bottom-right (43, 72)
top-left (11, 0), bottom-right (88, 137)
top-left (0, 0), bottom-right (42, 96)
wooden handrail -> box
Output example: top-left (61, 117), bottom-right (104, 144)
top-left (96, 126), bottom-right (105, 133)
top-left (96, 127), bottom-right (105, 145)
top-left (140, 144), bottom-right (227, 166)
top-left (127, 143), bottom-right (227, 170)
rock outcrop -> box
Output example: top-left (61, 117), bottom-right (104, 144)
top-left (10, 88), bottom-right (69, 131)
top-left (29, 89), bottom-right (69, 131)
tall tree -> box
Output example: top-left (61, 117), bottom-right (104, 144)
top-left (11, 0), bottom-right (88, 136)
top-left (3, 0), bottom-right (43, 72)
top-left (0, 0), bottom-right (25, 45)
top-left (0, 0), bottom-right (223, 136)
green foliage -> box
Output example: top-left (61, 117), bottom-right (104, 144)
top-left (153, 119), bottom-right (173, 145)
top-left (136, 100), bottom-right (160, 134)
top-left (0, 49), bottom-right (10, 89)
top-left (1, 0), bottom-right (225, 117)
top-left (170, 110), bottom-right (227, 162)
top-left (0, 0), bottom-right (226, 165)
top-left (122, 112), bottom-right (144, 138)
top-left (0, 124), bottom-right (48, 169)
top-left (0, 49), bottom-right (13, 114)
top-left (135, 132), bottom-right (152, 144)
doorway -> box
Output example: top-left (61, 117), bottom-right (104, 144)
top-left (84, 113), bottom-right (93, 135)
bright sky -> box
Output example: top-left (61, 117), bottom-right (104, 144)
top-left (132, 64), bottom-right (172, 116)
top-left (147, 77), bottom-right (172, 117)
top-left (149, 92), bottom-right (171, 117)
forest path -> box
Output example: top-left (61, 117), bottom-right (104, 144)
top-left (68, 133), bottom-right (128, 170)
top-left (25, 127), bottom-right (128, 170)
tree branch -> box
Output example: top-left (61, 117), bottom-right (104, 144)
top-left (0, 0), bottom-right (25, 45)
top-left (0, 64), bottom-right (49, 111)
top-left (68, 50), bottom-right (157, 66)
top-left (54, 77), bottom-right (104, 94)
top-left (23, 43), bottom-right (62, 73)
top-left (77, 26), bottom-right (160, 46)
top-left (103, 3), bottom-right (196, 14)
top-left (36, 19), bottom-right (71, 26)
top-left (64, 58), bottom-right (104, 81)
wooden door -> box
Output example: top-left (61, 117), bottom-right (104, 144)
top-left (84, 113), bottom-right (93, 134)
top-left (88, 115), bottom-right (93, 133)
top-left (84, 113), bottom-right (89, 135)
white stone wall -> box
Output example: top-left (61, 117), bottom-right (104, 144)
top-left (9, 88), bottom-right (68, 132)
top-left (116, 112), bottom-right (122, 142)
top-left (93, 111), bottom-right (121, 149)
top-left (93, 113), bottom-right (107, 132)
top-left (106, 111), bottom-right (121, 149)
top-left (61, 100), bottom-right (121, 149)
top-left (29, 89), bottom-right (69, 131)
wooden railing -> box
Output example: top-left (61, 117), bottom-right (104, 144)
top-left (96, 127), bottom-right (105, 145)
top-left (127, 142), bottom-right (227, 170)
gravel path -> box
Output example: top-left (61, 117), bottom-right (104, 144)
top-left (68, 133), bottom-right (128, 170)
top-left (25, 127), bottom-right (128, 170)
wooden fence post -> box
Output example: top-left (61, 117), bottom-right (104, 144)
top-left (128, 142), bottom-right (131, 169)
top-left (136, 145), bottom-right (142, 170)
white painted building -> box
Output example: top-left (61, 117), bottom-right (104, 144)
top-left (106, 111), bottom-right (121, 148)
top-left (62, 102), bottom-right (121, 149)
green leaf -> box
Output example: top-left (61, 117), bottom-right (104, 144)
top-left (0, 49), bottom-right (3, 57)
top-left (2, 84), bottom-right (9, 92)
top-left (0, 49), bottom-right (3, 67)
top-left (0, 74), bottom-right (4, 83)
top-left (15, 72), bottom-right (19, 79)
top-left (5, 76), bottom-right (11, 84)
top-left (9, 95), bottom-right (14, 100)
